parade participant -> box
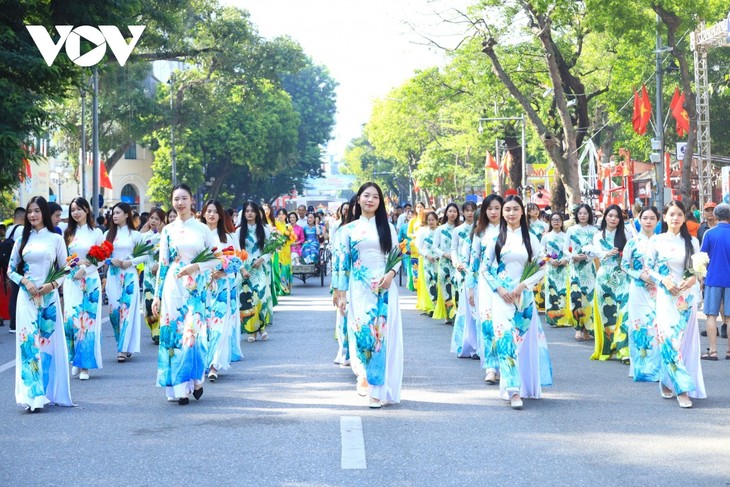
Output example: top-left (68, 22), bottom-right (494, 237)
top-left (450, 201), bottom-right (477, 358)
top-left (432, 203), bottom-right (460, 325)
top-left (621, 206), bottom-right (661, 381)
top-left (469, 194), bottom-right (503, 382)
top-left (201, 200), bottom-right (241, 382)
top-left (141, 208), bottom-right (166, 344)
top-left (397, 209), bottom-right (414, 290)
top-left (481, 195), bottom-right (552, 409)
top-left (167, 208), bottom-right (177, 224)
top-left (565, 204), bottom-right (598, 341)
top-left (288, 212), bottom-right (305, 264)
top-left (275, 208), bottom-right (295, 294)
top-left (526, 202), bottom-right (548, 312)
top-left (542, 212), bottom-right (570, 327)
top-left (408, 202), bottom-right (426, 302)
top-left (333, 182), bottom-right (403, 408)
top-left (331, 199), bottom-right (355, 367)
top-left (63, 197), bottom-right (105, 380)
top-left (151, 184), bottom-right (218, 405)
top-left (7, 196), bottom-right (72, 412)
top-left (590, 204), bottom-right (630, 362)
top-left (416, 211), bottom-right (440, 316)
top-left (301, 213), bottom-right (321, 265)
top-left (104, 203), bottom-right (144, 363)
top-left (646, 200), bottom-right (705, 408)
top-left (238, 202), bottom-right (274, 342)
top-left (526, 202), bottom-right (548, 241)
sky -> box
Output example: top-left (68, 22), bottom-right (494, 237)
top-left (226, 0), bottom-right (471, 159)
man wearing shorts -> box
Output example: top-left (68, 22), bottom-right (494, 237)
top-left (700, 203), bottom-right (730, 360)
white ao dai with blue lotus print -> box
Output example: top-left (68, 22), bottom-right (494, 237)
top-left (63, 224), bottom-right (105, 371)
top-left (481, 228), bottom-right (552, 400)
top-left (8, 228), bottom-right (72, 411)
top-left (333, 216), bottom-right (403, 404)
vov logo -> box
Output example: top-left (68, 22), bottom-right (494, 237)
top-left (26, 25), bottom-right (145, 67)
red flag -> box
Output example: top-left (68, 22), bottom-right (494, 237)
top-left (632, 89), bottom-right (642, 134)
top-left (502, 150), bottom-right (513, 174)
top-left (669, 88), bottom-right (689, 138)
top-left (485, 150), bottom-right (499, 170)
top-left (100, 162), bottom-right (113, 190)
top-left (19, 158), bottom-right (32, 182)
top-left (664, 151), bottom-right (671, 187)
top-left (633, 85), bottom-right (652, 135)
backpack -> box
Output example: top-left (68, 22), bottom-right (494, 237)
top-left (0, 225), bottom-right (21, 274)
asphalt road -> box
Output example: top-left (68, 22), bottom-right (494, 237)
top-left (1, 276), bottom-right (729, 486)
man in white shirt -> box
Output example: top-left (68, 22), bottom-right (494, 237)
top-left (396, 203), bottom-right (412, 232)
top-left (296, 205), bottom-right (308, 228)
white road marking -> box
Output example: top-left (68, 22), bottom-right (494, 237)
top-left (1, 316), bottom-right (112, 373)
top-left (340, 415), bottom-right (367, 469)
top-left (0, 360), bottom-right (13, 373)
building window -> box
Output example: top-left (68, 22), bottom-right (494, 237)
top-left (124, 143), bottom-right (137, 160)
top-left (120, 184), bottom-right (139, 208)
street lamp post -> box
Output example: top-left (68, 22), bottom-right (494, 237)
top-left (50, 163), bottom-right (73, 203)
top-left (478, 115), bottom-right (527, 195)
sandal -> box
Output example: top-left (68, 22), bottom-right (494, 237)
top-left (725, 352), bottom-right (730, 361)
top-left (701, 349), bottom-right (718, 361)
top-left (117, 353), bottom-right (126, 363)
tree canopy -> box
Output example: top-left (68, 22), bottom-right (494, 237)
top-left (2, 0), bottom-right (337, 207)
top-left (345, 0), bottom-right (730, 209)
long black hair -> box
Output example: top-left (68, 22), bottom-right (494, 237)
top-left (64, 196), bottom-right (95, 246)
top-left (16, 196), bottom-right (55, 275)
top-left (661, 200), bottom-right (694, 271)
top-left (201, 199), bottom-right (229, 244)
top-left (343, 195), bottom-right (357, 225)
top-left (548, 212), bottom-right (565, 233)
top-left (573, 203), bottom-right (594, 226)
top-left (599, 204), bottom-right (627, 252)
top-left (472, 194), bottom-right (503, 239)
top-left (495, 195), bottom-right (533, 263)
top-left (239, 201), bottom-right (266, 252)
top-left (261, 203), bottom-right (276, 226)
top-left (353, 182), bottom-right (392, 254)
top-left (105, 202), bottom-right (135, 243)
top-left (638, 206), bottom-right (660, 225)
top-left (440, 202), bottom-right (461, 226)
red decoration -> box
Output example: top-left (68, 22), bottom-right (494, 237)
top-left (632, 85), bottom-right (652, 135)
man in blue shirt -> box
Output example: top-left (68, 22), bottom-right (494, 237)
top-left (700, 203), bottom-right (730, 359)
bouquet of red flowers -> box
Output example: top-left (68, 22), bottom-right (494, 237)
top-left (88, 241), bottom-right (114, 265)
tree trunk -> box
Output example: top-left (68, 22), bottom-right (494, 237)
top-left (105, 140), bottom-right (135, 172)
top-left (482, 10), bottom-right (583, 208)
top-left (654, 6), bottom-right (697, 204)
top-left (551, 176), bottom-right (566, 213)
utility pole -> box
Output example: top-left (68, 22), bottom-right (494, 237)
top-left (80, 78), bottom-right (87, 200)
top-left (653, 14), bottom-right (666, 210)
top-left (92, 67), bottom-right (100, 217)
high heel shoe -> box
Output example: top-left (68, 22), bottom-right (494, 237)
top-left (677, 395), bottom-right (693, 409)
top-left (193, 386), bottom-right (204, 400)
top-left (178, 397), bottom-right (189, 405)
